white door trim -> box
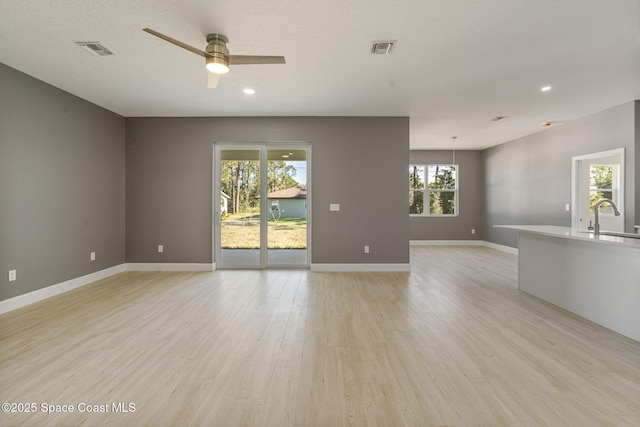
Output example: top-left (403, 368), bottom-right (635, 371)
top-left (571, 148), bottom-right (625, 230)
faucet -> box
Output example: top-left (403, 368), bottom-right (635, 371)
top-left (593, 198), bottom-right (621, 236)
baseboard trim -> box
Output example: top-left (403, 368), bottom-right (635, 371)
top-left (126, 263), bottom-right (215, 272)
top-left (410, 240), bottom-right (484, 246)
top-left (482, 241), bottom-right (519, 255)
top-left (0, 264), bottom-right (126, 315)
top-left (410, 239), bottom-right (518, 255)
top-left (310, 263), bottom-right (411, 272)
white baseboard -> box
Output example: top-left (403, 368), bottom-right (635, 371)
top-left (410, 240), bottom-right (484, 246)
top-left (126, 263), bottom-right (214, 272)
top-left (482, 241), bottom-right (519, 255)
top-left (310, 263), bottom-right (411, 272)
top-left (410, 239), bottom-right (518, 255)
top-left (0, 263), bottom-right (217, 314)
top-left (0, 264), bottom-right (126, 315)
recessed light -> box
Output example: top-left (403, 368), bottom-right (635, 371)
top-left (541, 86), bottom-right (552, 92)
top-left (243, 88), bottom-right (255, 95)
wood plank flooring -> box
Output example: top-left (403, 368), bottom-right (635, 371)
top-left (1, 246), bottom-right (639, 426)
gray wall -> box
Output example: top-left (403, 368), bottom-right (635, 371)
top-left (0, 64), bottom-right (126, 301)
top-left (409, 150), bottom-right (483, 241)
top-left (483, 101), bottom-right (638, 248)
top-left (126, 117), bottom-right (410, 265)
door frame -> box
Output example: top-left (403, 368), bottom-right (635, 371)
top-left (571, 148), bottom-right (625, 230)
top-left (213, 141), bottom-right (311, 269)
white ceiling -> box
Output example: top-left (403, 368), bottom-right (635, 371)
top-left (1, 0), bottom-right (638, 149)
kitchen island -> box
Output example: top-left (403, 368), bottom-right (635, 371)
top-left (496, 225), bottom-right (640, 342)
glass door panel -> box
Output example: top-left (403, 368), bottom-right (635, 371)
top-left (218, 148), bottom-right (261, 268)
top-left (266, 148), bottom-right (309, 267)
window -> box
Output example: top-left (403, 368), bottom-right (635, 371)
top-left (409, 164), bottom-right (458, 216)
top-left (589, 164), bottom-right (618, 214)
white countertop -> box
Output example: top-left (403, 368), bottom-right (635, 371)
top-left (494, 225), bottom-right (640, 249)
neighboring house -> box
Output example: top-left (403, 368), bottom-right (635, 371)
top-left (267, 187), bottom-right (307, 219)
top-left (220, 191), bottom-right (230, 214)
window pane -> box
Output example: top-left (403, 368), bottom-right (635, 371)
top-left (409, 190), bottom-right (424, 214)
top-left (429, 190), bottom-right (456, 215)
top-left (589, 165), bottom-right (613, 190)
top-left (409, 165), bottom-right (425, 190)
top-left (588, 164), bottom-right (619, 213)
top-left (427, 165), bottom-right (456, 189)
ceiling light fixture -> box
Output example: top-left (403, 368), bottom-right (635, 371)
top-left (243, 88), bottom-right (255, 95)
top-left (542, 122), bottom-right (552, 127)
top-left (541, 86), bottom-right (552, 92)
top-left (206, 56), bottom-right (229, 74)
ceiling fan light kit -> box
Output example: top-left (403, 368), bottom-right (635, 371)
top-left (142, 28), bottom-right (285, 88)
top-left (206, 56), bottom-right (229, 74)
top-left (205, 34), bottom-right (230, 74)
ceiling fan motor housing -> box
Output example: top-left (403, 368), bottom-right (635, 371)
top-left (206, 34), bottom-right (228, 55)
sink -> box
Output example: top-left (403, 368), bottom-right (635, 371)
top-left (576, 230), bottom-right (640, 239)
top-left (599, 231), bottom-right (640, 239)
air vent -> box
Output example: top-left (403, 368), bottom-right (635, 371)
top-left (490, 116), bottom-right (508, 122)
top-left (75, 42), bottom-right (114, 56)
top-left (370, 40), bottom-right (395, 55)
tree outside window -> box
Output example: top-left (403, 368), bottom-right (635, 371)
top-left (409, 165), bottom-right (425, 214)
top-left (589, 165), bottom-right (616, 213)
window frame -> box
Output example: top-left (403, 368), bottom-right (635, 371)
top-left (409, 163), bottom-right (459, 217)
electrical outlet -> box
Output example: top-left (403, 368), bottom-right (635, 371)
top-left (364, 245), bottom-right (370, 254)
top-left (90, 252), bottom-right (96, 261)
top-left (8, 269), bottom-right (17, 282)
top-left (565, 203), bottom-right (570, 212)
top-left (471, 229), bottom-right (476, 234)
top-left (158, 244), bottom-right (164, 253)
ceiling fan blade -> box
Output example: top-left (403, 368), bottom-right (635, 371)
top-left (143, 28), bottom-right (211, 58)
top-left (207, 72), bottom-right (220, 89)
top-left (228, 55), bottom-right (286, 65)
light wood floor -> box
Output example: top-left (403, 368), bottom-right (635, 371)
top-left (1, 246), bottom-right (639, 426)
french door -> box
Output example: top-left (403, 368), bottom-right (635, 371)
top-left (214, 143), bottom-right (310, 269)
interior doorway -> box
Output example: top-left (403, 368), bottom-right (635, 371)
top-left (572, 148), bottom-right (624, 232)
top-left (214, 143), bottom-right (310, 269)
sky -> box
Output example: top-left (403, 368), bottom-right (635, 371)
top-left (288, 161), bottom-right (307, 185)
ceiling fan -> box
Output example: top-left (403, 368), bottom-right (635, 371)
top-left (143, 28), bottom-right (285, 88)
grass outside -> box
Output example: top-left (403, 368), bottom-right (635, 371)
top-left (221, 215), bottom-right (306, 249)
